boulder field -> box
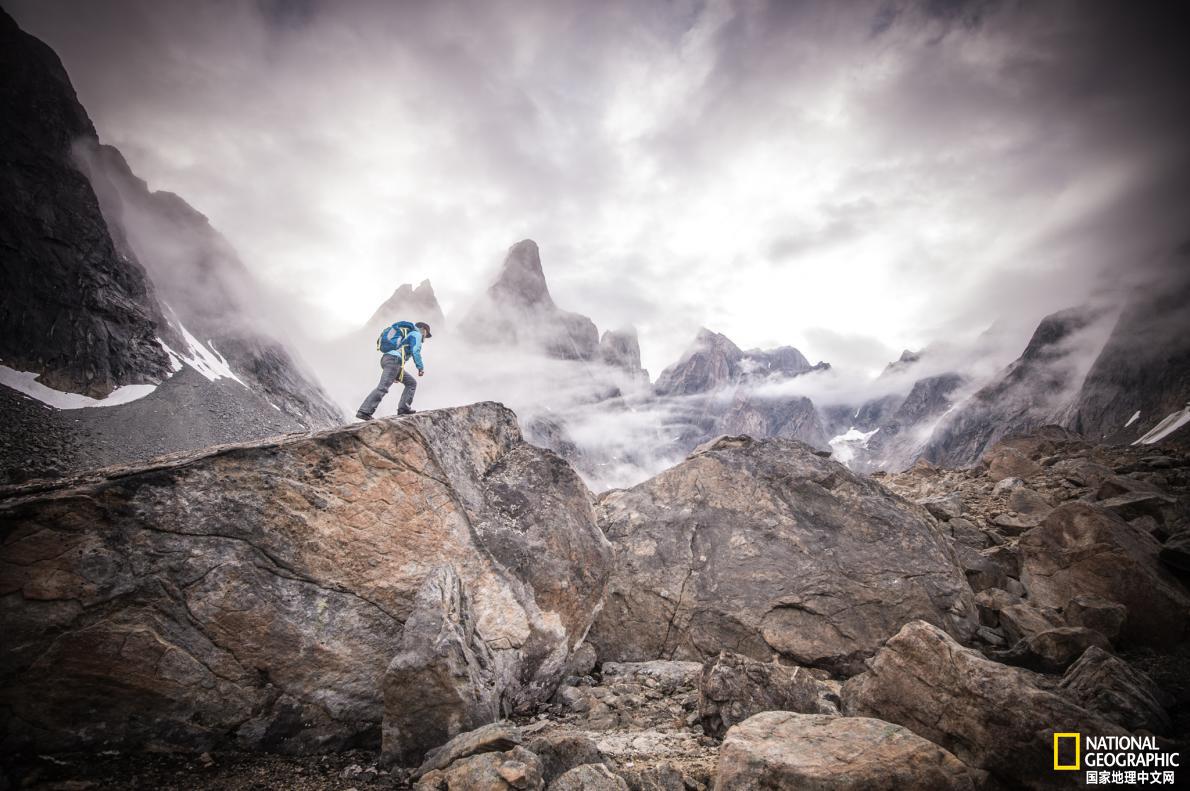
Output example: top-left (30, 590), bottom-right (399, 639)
top-left (2, 409), bottom-right (1188, 789)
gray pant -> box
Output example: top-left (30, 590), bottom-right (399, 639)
top-left (358, 354), bottom-right (416, 416)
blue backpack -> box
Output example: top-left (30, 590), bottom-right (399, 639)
top-left (377, 321), bottom-right (417, 354)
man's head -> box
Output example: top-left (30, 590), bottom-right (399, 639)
top-left (416, 321), bottom-right (432, 339)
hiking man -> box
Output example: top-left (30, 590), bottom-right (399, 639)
top-left (356, 320), bottom-right (432, 420)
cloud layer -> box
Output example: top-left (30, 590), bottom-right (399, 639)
top-left (9, 0), bottom-right (1189, 375)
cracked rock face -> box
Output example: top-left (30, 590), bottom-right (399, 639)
top-left (586, 436), bottom-right (977, 675)
top-left (0, 402), bottom-right (612, 754)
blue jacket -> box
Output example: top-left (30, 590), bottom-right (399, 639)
top-left (385, 327), bottom-right (424, 371)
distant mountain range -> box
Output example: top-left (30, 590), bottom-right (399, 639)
top-left (346, 235), bottom-right (1189, 488)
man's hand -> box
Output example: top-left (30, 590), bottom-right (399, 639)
top-left (418, 369), bottom-right (425, 377)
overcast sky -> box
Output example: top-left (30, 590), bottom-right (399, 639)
top-left (10, 0), bottom-right (1189, 375)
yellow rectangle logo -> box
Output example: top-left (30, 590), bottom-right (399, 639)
top-left (1054, 733), bottom-right (1080, 770)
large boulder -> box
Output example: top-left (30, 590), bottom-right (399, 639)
top-left (0, 403), bottom-right (613, 754)
top-left (714, 711), bottom-right (974, 791)
top-left (1058, 647), bottom-right (1171, 734)
top-left (698, 651), bottom-right (839, 738)
top-left (843, 620), bottom-right (1127, 789)
top-left (1017, 502), bottom-right (1190, 649)
top-left (588, 437), bottom-right (977, 675)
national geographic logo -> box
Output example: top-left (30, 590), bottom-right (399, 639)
top-left (1055, 733), bottom-right (1080, 770)
top-left (1053, 733), bottom-right (1181, 785)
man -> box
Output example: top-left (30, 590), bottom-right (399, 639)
top-left (355, 320), bottom-right (432, 420)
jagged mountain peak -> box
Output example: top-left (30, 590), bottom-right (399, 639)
top-left (881, 348), bottom-right (922, 377)
top-left (654, 329), bottom-right (743, 396)
top-left (601, 324), bottom-right (638, 341)
top-left (692, 327), bottom-right (743, 353)
top-left (655, 329), bottom-right (830, 398)
top-left (458, 239), bottom-right (599, 361)
top-left (365, 278), bottom-right (445, 331)
top-left (489, 238), bottom-right (553, 309)
top-left (743, 345), bottom-right (813, 377)
top-left (599, 326), bottom-right (649, 381)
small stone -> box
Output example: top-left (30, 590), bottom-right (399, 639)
top-left (976, 626), bottom-right (1007, 647)
top-left (497, 760), bottom-right (530, 787)
top-left (1006, 487), bottom-right (1052, 516)
top-left (993, 477), bottom-right (1024, 494)
top-left (920, 492), bottom-right (963, 521)
top-left (557, 686), bottom-right (591, 714)
top-left (990, 512), bottom-right (1042, 534)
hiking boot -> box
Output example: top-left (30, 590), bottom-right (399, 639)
top-left (355, 412), bottom-right (374, 421)
top-left (398, 407), bottom-right (417, 416)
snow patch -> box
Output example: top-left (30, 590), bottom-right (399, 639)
top-left (1124, 410), bottom-right (1141, 428)
top-left (160, 324), bottom-right (248, 388)
top-left (829, 426), bottom-right (880, 465)
top-left (0, 363), bottom-right (158, 409)
top-left (1134, 404), bottom-right (1190, 445)
top-left (0, 317), bottom-right (250, 411)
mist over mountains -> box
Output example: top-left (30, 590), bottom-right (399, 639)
top-left (321, 236), bottom-right (1189, 490)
